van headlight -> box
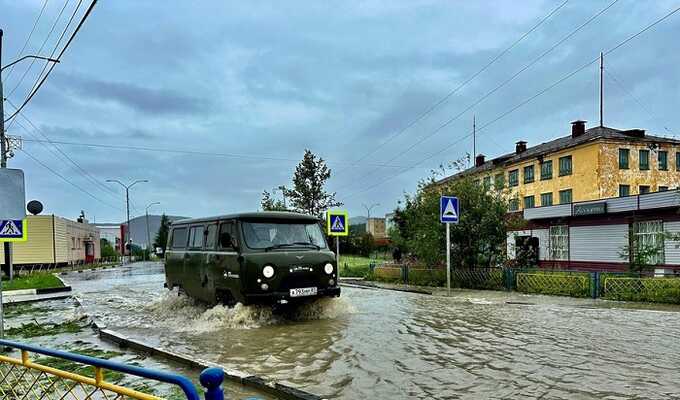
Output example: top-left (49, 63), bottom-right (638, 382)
top-left (262, 265), bottom-right (275, 278)
top-left (324, 263), bottom-right (334, 275)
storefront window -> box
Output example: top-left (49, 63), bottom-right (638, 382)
top-left (549, 225), bottom-right (569, 261)
top-left (634, 220), bottom-right (665, 265)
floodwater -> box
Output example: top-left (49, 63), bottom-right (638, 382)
top-left (66, 262), bottom-right (680, 399)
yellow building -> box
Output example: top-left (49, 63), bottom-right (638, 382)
top-left (0, 215), bottom-right (101, 266)
top-left (436, 121), bottom-right (680, 211)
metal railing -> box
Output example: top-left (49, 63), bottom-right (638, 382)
top-left (0, 339), bottom-right (234, 400)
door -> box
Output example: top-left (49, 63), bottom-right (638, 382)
top-left (212, 221), bottom-right (242, 303)
top-left (185, 224), bottom-right (206, 300)
top-left (165, 226), bottom-right (188, 289)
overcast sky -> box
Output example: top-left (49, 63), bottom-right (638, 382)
top-left (2, 0), bottom-right (679, 223)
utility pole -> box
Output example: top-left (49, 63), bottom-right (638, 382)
top-left (599, 51), bottom-right (604, 127)
top-left (0, 28), bottom-right (6, 342)
top-left (106, 179), bottom-right (148, 264)
top-left (362, 203), bottom-right (380, 235)
top-left (473, 115), bottom-right (476, 159)
top-left (145, 202), bottom-right (160, 262)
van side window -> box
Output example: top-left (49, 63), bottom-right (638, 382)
top-left (171, 227), bottom-right (188, 249)
top-left (219, 222), bottom-right (236, 250)
top-left (205, 224), bottom-right (217, 249)
top-left (188, 226), bottom-right (204, 249)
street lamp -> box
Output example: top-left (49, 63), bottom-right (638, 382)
top-left (145, 202), bottom-right (161, 262)
top-left (1, 54), bottom-right (59, 71)
top-left (363, 203), bottom-right (380, 234)
top-left (106, 179), bottom-right (148, 264)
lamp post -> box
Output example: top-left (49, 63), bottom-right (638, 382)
top-left (145, 202), bottom-right (160, 262)
top-left (362, 203), bottom-right (380, 234)
top-left (106, 179), bottom-right (148, 264)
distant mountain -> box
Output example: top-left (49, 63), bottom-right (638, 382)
top-left (349, 216), bottom-right (367, 226)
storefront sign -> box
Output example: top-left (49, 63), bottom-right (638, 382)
top-left (573, 202), bottom-right (606, 216)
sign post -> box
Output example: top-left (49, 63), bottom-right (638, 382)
top-left (327, 210), bottom-right (349, 278)
top-left (440, 196), bottom-right (460, 293)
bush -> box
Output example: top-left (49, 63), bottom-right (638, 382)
top-left (516, 272), bottom-right (591, 297)
top-left (604, 277), bottom-right (680, 303)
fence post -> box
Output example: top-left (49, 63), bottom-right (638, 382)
top-left (590, 272), bottom-right (600, 299)
top-left (199, 367), bottom-right (224, 400)
top-left (401, 265), bottom-right (409, 284)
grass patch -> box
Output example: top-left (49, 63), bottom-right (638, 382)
top-left (3, 303), bottom-right (51, 318)
top-left (7, 319), bottom-right (85, 338)
top-left (3, 273), bottom-right (64, 291)
top-left (340, 254), bottom-right (388, 277)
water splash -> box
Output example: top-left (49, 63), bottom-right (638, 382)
top-left (145, 290), bottom-right (353, 332)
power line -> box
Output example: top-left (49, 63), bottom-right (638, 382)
top-left (5, 0), bottom-right (96, 124)
top-left (7, 99), bottom-right (121, 199)
top-left (334, 0), bottom-right (570, 177)
top-left (18, 138), bottom-right (418, 168)
top-left (342, 5), bottom-right (680, 200)
top-left (336, 0), bottom-right (620, 192)
top-left (604, 65), bottom-right (674, 137)
top-left (4, 0), bottom-right (51, 81)
top-left (18, 147), bottom-right (122, 211)
top-left (6, 0), bottom-right (71, 98)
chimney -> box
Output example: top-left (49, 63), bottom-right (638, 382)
top-left (515, 141), bottom-right (527, 154)
top-left (571, 120), bottom-right (586, 138)
top-left (475, 154), bottom-right (485, 167)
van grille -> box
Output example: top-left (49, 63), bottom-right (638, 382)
top-left (280, 273), bottom-right (321, 290)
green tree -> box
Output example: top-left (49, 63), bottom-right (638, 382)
top-left (260, 190), bottom-right (288, 211)
top-left (284, 150), bottom-right (342, 218)
top-left (154, 214), bottom-right (171, 253)
top-left (620, 230), bottom-right (666, 276)
top-left (391, 165), bottom-right (521, 269)
top-left (100, 238), bottom-right (119, 258)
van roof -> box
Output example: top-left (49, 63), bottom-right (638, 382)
top-left (171, 211), bottom-right (320, 226)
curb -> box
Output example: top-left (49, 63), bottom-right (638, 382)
top-left (3, 293), bottom-right (72, 305)
top-left (340, 281), bottom-right (432, 295)
top-left (73, 296), bottom-right (325, 400)
top-left (2, 286), bottom-right (71, 297)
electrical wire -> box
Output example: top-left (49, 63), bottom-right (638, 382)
top-left (333, 0), bottom-right (571, 177)
top-left (342, 5), bottom-right (680, 201)
top-left (335, 0), bottom-right (621, 192)
top-left (4, 0), bottom-right (50, 81)
top-left (5, 0), bottom-right (97, 124)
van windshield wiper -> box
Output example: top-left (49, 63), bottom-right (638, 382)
top-left (264, 242), bottom-right (320, 251)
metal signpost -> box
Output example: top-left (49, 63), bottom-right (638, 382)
top-left (327, 211), bottom-right (349, 276)
top-left (440, 196), bottom-right (460, 292)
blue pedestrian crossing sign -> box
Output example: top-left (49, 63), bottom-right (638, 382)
top-left (327, 211), bottom-right (349, 236)
top-left (0, 219), bottom-right (27, 242)
top-left (440, 196), bottom-right (460, 224)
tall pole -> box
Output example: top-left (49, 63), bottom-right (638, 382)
top-left (125, 187), bottom-right (130, 264)
top-left (362, 203), bottom-right (379, 234)
top-left (0, 28), bottom-right (5, 341)
top-left (145, 202), bottom-right (160, 262)
top-left (599, 51), bottom-right (604, 127)
top-left (473, 115), bottom-right (476, 159)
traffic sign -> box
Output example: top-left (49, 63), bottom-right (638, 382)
top-left (327, 211), bottom-right (349, 236)
top-left (440, 196), bottom-right (460, 224)
top-left (0, 219), bottom-right (27, 242)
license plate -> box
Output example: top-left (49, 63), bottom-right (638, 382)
top-left (289, 287), bottom-right (317, 297)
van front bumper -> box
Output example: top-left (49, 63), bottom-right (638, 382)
top-left (244, 286), bottom-right (341, 304)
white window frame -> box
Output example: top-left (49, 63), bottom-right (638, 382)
top-left (549, 225), bottom-right (569, 261)
top-left (634, 220), bottom-right (665, 265)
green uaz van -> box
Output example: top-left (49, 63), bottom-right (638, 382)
top-left (164, 212), bottom-right (341, 306)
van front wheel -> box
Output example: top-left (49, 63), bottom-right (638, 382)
top-left (216, 290), bottom-right (236, 307)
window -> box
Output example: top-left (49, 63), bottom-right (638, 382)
top-left (523, 195), bottom-right (535, 209)
top-left (219, 222), bottom-right (236, 249)
top-left (483, 176), bottom-right (491, 190)
top-left (509, 198), bottom-right (519, 212)
top-left (188, 226), bottom-right (204, 249)
top-left (540, 192), bottom-right (553, 206)
top-left (618, 149), bottom-right (629, 169)
top-left (639, 149), bottom-right (650, 170)
top-left (659, 186), bottom-right (669, 192)
top-left (676, 152), bottom-right (680, 170)
top-left (508, 169), bottom-right (519, 187)
top-left (559, 155), bottom-right (572, 176)
top-left (241, 221), bottom-right (327, 249)
top-left (619, 184), bottom-right (630, 197)
top-left (171, 227), bottom-right (188, 249)
top-left (71, 237), bottom-right (75, 249)
top-left (540, 160), bottom-right (553, 180)
top-left (523, 165), bottom-right (534, 184)
top-left (639, 185), bottom-right (650, 194)
top-left (658, 151), bottom-right (668, 171)
top-left (205, 224), bottom-right (218, 249)
top-left (633, 220), bottom-right (665, 265)
top-left (494, 173), bottom-right (504, 189)
top-left (549, 225), bottom-right (569, 261)
top-left (559, 189), bottom-right (572, 204)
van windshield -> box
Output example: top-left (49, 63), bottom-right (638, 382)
top-left (241, 221), bottom-right (328, 250)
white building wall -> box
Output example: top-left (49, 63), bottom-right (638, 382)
top-left (569, 224), bottom-right (628, 262)
top-left (664, 221), bottom-right (680, 265)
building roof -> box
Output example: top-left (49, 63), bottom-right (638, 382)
top-left (435, 125), bottom-right (680, 185)
top-left (172, 211), bottom-right (319, 225)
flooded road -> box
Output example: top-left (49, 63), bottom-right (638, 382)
top-left (67, 262), bottom-right (680, 399)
